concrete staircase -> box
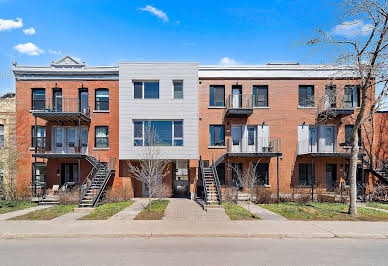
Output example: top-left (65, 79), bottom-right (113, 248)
top-left (202, 167), bottom-right (221, 204)
top-left (39, 194), bottom-right (60, 205)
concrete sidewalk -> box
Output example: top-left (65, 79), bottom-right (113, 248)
top-left (238, 202), bottom-right (287, 221)
top-left (0, 205), bottom-right (53, 221)
top-left (0, 220), bottom-right (387, 239)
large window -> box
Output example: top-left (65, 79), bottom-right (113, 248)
top-left (255, 163), bottom-right (269, 185)
top-left (32, 89), bottom-right (45, 110)
top-left (134, 81), bottom-right (160, 99)
top-left (173, 80), bottom-right (183, 99)
top-left (32, 162), bottom-right (46, 183)
top-left (95, 126), bottom-right (109, 148)
top-left (299, 163), bottom-right (313, 185)
top-left (0, 124), bottom-right (4, 148)
top-left (133, 120), bottom-right (183, 146)
top-left (298, 85), bottom-right (314, 107)
top-left (209, 85), bottom-right (225, 107)
top-left (95, 89), bottom-right (109, 111)
top-left (31, 126), bottom-right (46, 148)
top-left (209, 125), bottom-right (225, 146)
top-left (253, 85), bottom-right (268, 107)
top-left (344, 85), bottom-right (360, 108)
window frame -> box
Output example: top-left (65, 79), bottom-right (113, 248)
top-left (298, 85), bottom-right (315, 107)
top-left (32, 162), bottom-right (46, 183)
top-left (344, 85), bottom-right (360, 108)
top-left (209, 85), bottom-right (225, 107)
top-left (133, 81), bottom-right (160, 99)
top-left (209, 125), bottom-right (225, 146)
top-left (31, 126), bottom-right (46, 148)
top-left (95, 88), bottom-right (109, 111)
top-left (253, 85), bottom-right (268, 107)
top-left (133, 120), bottom-right (183, 146)
top-left (254, 162), bottom-right (269, 186)
top-left (31, 88), bottom-right (46, 110)
top-left (173, 80), bottom-right (184, 99)
top-left (94, 126), bottom-right (109, 148)
top-left (298, 163), bottom-right (313, 186)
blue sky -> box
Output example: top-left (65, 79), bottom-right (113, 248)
top-left (0, 0), bottom-right (380, 96)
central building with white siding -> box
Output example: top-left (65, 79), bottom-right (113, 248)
top-left (118, 62), bottom-right (199, 198)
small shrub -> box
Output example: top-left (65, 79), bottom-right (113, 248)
top-left (223, 187), bottom-right (239, 203)
top-left (366, 184), bottom-right (388, 203)
top-left (58, 187), bottom-right (79, 205)
top-left (254, 187), bottom-right (275, 204)
top-left (152, 184), bottom-right (171, 200)
top-left (103, 184), bottom-right (133, 203)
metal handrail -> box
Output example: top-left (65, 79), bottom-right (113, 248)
top-left (211, 154), bottom-right (222, 205)
top-left (227, 137), bottom-right (281, 153)
top-left (78, 166), bottom-right (96, 204)
top-left (32, 97), bottom-right (91, 116)
top-left (199, 156), bottom-right (208, 205)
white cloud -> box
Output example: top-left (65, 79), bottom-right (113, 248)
top-left (331, 19), bottom-right (373, 38)
top-left (48, 49), bottom-right (61, 55)
top-left (219, 57), bottom-right (239, 65)
top-left (139, 5), bottom-right (168, 22)
top-left (23, 27), bottom-right (35, 35)
top-left (13, 42), bottom-right (43, 56)
top-left (0, 18), bottom-right (23, 31)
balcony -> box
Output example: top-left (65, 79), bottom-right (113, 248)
top-left (317, 94), bottom-right (355, 120)
top-left (226, 137), bottom-right (281, 157)
top-left (297, 137), bottom-right (352, 157)
top-left (224, 94), bottom-right (253, 118)
top-left (32, 98), bottom-right (91, 123)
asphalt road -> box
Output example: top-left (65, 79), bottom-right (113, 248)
top-left (0, 237), bottom-right (387, 266)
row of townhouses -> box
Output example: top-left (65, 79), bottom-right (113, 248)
top-left (12, 56), bottom-right (388, 206)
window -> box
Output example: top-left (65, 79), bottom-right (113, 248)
top-left (134, 81), bottom-right (160, 99)
top-left (173, 80), bottom-right (183, 99)
top-left (0, 125), bottom-right (3, 148)
top-left (309, 126), bottom-right (317, 146)
top-left (32, 162), bottom-right (46, 183)
top-left (344, 85), bottom-right (360, 108)
top-left (248, 126), bottom-right (256, 146)
top-left (345, 125), bottom-right (362, 146)
top-left (32, 89), bottom-right (45, 110)
top-left (299, 163), bottom-right (313, 185)
top-left (298, 85), bottom-right (314, 107)
top-left (95, 89), bottom-right (109, 111)
top-left (216, 163), bottom-right (225, 185)
top-left (95, 126), bottom-right (109, 148)
top-left (133, 120), bottom-right (183, 146)
top-left (209, 85), bottom-right (225, 107)
top-left (253, 85), bottom-right (268, 107)
top-left (209, 125), bottom-right (225, 146)
top-left (255, 163), bottom-right (269, 185)
top-left (52, 88), bottom-right (62, 112)
top-left (31, 126), bottom-right (46, 148)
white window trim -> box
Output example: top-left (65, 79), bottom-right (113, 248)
top-left (133, 120), bottom-right (183, 146)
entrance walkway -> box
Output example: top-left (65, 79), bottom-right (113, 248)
top-left (238, 202), bottom-right (287, 221)
top-left (0, 205), bottom-right (53, 221)
top-left (52, 210), bottom-right (92, 221)
top-left (109, 198), bottom-right (148, 220)
top-left (163, 198), bottom-right (229, 221)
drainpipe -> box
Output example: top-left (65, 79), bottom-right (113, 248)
top-left (276, 155), bottom-right (280, 203)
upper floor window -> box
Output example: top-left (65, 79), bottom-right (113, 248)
top-left (298, 85), bottom-right (314, 107)
top-left (134, 81), bottom-right (159, 99)
top-left (32, 89), bottom-right (45, 110)
top-left (344, 85), bottom-right (360, 108)
top-left (95, 126), bottom-right (109, 148)
top-left (133, 120), bottom-right (183, 146)
top-left (345, 125), bottom-right (362, 146)
top-left (209, 125), bottom-right (225, 146)
top-left (209, 85), bottom-right (225, 107)
top-left (52, 88), bottom-right (62, 112)
top-left (173, 80), bottom-right (183, 99)
top-left (95, 89), bottom-right (109, 111)
top-left (31, 126), bottom-right (46, 148)
top-left (0, 124), bottom-right (4, 148)
top-left (253, 85), bottom-right (268, 107)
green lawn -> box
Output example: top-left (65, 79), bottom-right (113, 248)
top-left (134, 200), bottom-right (169, 220)
top-left (366, 202), bottom-right (388, 211)
top-left (223, 202), bottom-right (259, 220)
top-left (9, 204), bottom-right (77, 220)
top-left (0, 201), bottom-right (37, 214)
top-left (79, 201), bottom-right (134, 220)
top-left (259, 202), bottom-right (388, 221)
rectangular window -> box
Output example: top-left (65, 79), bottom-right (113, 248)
top-left (298, 85), bottom-right (314, 107)
top-left (53, 88), bottom-right (62, 112)
top-left (95, 89), bottom-right (109, 111)
top-left (32, 89), bottom-right (45, 110)
top-left (31, 126), bottom-right (46, 148)
top-left (248, 126), bottom-right (256, 146)
top-left (209, 85), bottom-right (225, 107)
top-left (134, 120), bottom-right (183, 146)
top-left (32, 162), bottom-right (46, 183)
top-left (253, 85), bottom-right (268, 107)
top-left (345, 125), bottom-right (362, 146)
top-left (344, 85), bottom-right (360, 108)
top-left (95, 126), bottom-right (109, 148)
top-left (209, 125), bottom-right (225, 146)
top-left (309, 126), bottom-right (317, 146)
top-left (173, 80), bottom-right (183, 99)
top-left (255, 163), bottom-right (269, 185)
top-left (134, 81), bottom-right (160, 99)
top-left (299, 163), bottom-right (313, 185)
top-left (0, 124), bottom-right (4, 148)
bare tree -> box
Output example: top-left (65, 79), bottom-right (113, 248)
top-left (306, 0), bottom-right (388, 215)
top-left (126, 126), bottom-right (170, 212)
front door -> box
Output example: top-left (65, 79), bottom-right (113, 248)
top-left (231, 125), bottom-right (242, 152)
top-left (324, 126), bottom-right (335, 152)
top-left (257, 125), bottom-right (269, 152)
top-left (66, 127), bottom-right (77, 153)
top-left (79, 89), bottom-right (89, 115)
top-left (232, 86), bottom-right (242, 108)
top-left (326, 164), bottom-right (337, 191)
top-left (53, 127), bottom-right (65, 153)
top-left (61, 163), bottom-right (79, 184)
top-left (172, 160), bottom-right (189, 198)
top-left (53, 89), bottom-right (62, 112)
top-left (247, 126), bottom-right (257, 152)
top-left (325, 86), bottom-right (336, 108)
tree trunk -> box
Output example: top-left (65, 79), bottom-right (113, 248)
top-left (348, 132), bottom-right (359, 216)
top-left (149, 192), bottom-right (152, 212)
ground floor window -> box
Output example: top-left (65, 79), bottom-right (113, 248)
top-left (254, 163), bottom-right (269, 185)
top-left (298, 163), bottom-right (313, 186)
top-left (32, 163), bottom-right (46, 183)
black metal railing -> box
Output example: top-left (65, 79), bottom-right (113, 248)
top-left (225, 94), bottom-right (253, 110)
top-left (211, 154), bottom-right (222, 205)
top-left (226, 137), bottom-right (281, 153)
top-left (32, 97), bottom-right (90, 116)
top-left (199, 156), bottom-right (208, 205)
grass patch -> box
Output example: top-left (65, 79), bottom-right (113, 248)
top-left (0, 201), bottom-right (37, 214)
top-left (79, 201), bottom-right (134, 220)
top-left (134, 200), bottom-right (169, 220)
top-left (366, 202), bottom-right (388, 211)
top-left (259, 202), bottom-right (388, 221)
top-left (223, 202), bottom-right (259, 220)
top-left (9, 204), bottom-right (77, 220)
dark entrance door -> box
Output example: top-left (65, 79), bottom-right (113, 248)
top-left (172, 161), bottom-right (190, 198)
top-left (61, 163), bottom-right (78, 185)
top-left (232, 85), bottom-right (242, 108)
top-left (326, 164), bottom-right (337, 191)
